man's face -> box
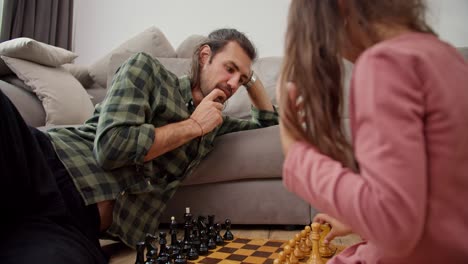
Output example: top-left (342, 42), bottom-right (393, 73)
top-left (199, 41), bottom-right (252, 103)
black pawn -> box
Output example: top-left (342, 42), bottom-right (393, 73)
top-left (214, 223), bottom-right (224, 245)
top-left (223, 219), bottom-right (234, 241)
top-left (145, 249), bottom-right (157, 264)
top-left (174, 253), bottom-right (187, 264)
top-left (187, 234), bottom-right (199, 260)
top-left (207, 226), bottom-right (217, 249)
top-left (135, 241), bottom-right (145, 264)
top-left (198, 230), bottom-right (209, 255)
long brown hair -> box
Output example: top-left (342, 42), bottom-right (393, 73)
top-left (279, 0), bottom-right (435, 171)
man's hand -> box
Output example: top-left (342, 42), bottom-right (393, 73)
top-left (313, 213), bottom-right (353, 244)
top-left (190, 89), bottom-right (226, 136)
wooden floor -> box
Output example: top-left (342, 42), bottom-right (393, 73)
top-left (103, 227), bottom-right (362, 264)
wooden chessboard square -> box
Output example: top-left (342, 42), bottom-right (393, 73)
top-left (225, 242), bottom-right (246, 249)
top-left (197, 257), bottom-right (222, 264)
top-left (256, 246), bottom-right (280, 253)
top-left (240, 244), bottom-right (260, 250)
top-left (207, 252), bottom-right (231, 259)
top-left (233, 248), bottom-right (255, 256)
top-left (264, 241), bottom-right (284, 247)
top-left (250, 250), bottom-right (274, 258)
top-left (243, 256), bottom-right (271, 263)
top-left (244, 239), bottom-right (268, 246)
top-left (226, 254), bottom-right (248, 261)
top-left (217, 246), bottom-right (238, 254)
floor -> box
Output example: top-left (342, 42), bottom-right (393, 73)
top-left (103, 226), bottom-right (362, 264)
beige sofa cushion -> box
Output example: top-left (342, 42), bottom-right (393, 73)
top-left (2, 56), bottom-right (94, 126)
top-left (89, 26), bottom-right (177, 88)
top-left (63, 63), bottom-right (94, 88)
top-left (176, 35), bottom-right (206, 58)
top-left (0, 37), bottom-right (77, 76)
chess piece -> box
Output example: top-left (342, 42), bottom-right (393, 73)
top-left (319, 223), bottom-right (337, 258)
top-left (174, 253), bottom-right (187, 264)
top-left (191, 218), bottom-right (201, 252)
top-left (283, 245), bottom-right (292, 264)
top-left (198, 230), bottom-right (209, 255)
top-left (306, 223), bottom-right (324, 264)
top-left (275, 251), bottom-right (286, 264)
top-left (157, 232), bottom-right (171, 264)
top-left (214, 223), bottom-right (224, 245)
top-left (145, 233), bottom-right (158, 261)
top-left (289, 239), bottom-right (299, 264)
top-left (293, 234), bottom-right (305, 260)
top-left (182, 209), bottom-right (193, 254)
top-left (187, 234), bottom-right (199, 260)
top-left (305, 226), bottom-right (312, 253)
top-left (300, 229), bottom-right (310, 256)
top-left (135, 241), bottom-right (146, 264)
top-left (169, 216), bottom-right (181, 260)
top-left (223, 218), bottom-right (234, 240)
top-left (207, 225), bottom-right (217, 249)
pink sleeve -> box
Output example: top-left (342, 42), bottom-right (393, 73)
top-left (283, 50), bottom-right (427, 257)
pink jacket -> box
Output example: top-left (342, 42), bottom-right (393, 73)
top-left (283, 33), bottom-right (468, 263)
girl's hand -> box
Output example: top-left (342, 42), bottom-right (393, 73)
top-left (314, 213), bottom-right (353, 244)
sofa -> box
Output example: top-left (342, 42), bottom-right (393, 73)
top-left (0, 27), bottom-right (314, 228)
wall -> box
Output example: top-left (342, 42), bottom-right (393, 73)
top-left (73, 0), bottom-right (290, 65)
top-left (73, 0), bottom-right (468, 65)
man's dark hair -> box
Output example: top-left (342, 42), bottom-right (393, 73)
top-left (190, 28), bottom-right (257, 89)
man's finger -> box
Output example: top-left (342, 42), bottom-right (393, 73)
top-left (204, 88), bottom-right (226, 102)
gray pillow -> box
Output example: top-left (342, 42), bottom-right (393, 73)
top-left (0, 37), bottom-right (77, 76)
top-left (176, 35), bottom-right (206, 58)
top-left (89, 26), bottom-right (177, 88)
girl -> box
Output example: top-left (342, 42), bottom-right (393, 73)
top-left (277, 0), bottom-right (468, 263)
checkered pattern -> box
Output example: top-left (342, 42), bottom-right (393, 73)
top-left (194, 238), bottom-right (285, 264)
top-left (46, 53), bottom-right (278, 248)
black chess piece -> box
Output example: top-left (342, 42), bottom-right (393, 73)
top-left (223, 218), bottom-right (234, 241)
top-left (207, 225), bottom-right (217, 249)
top-left (198, 229), bottom-right (209, 255)
top-left (214, 223), bottom-right (224, 245)
top-left (156, 232), bottom-right (171, 264)
top-left (145, 233), bottom-right (158, 261)
top-left (169, 216), bottom-right (180, 260)
top-left (174, 252), bottom-right (187, 264)
top-left (145, 249), bottom-right (157, 264)
top-left (191, 218), bottom-right (201, 251)
top-left (182, 211), bottom-right (193, 254)
top-left (197, 215), bottom-right (207, 234)
top-left (187, 234), bottom-right (199, 260)
top-left (135, 241), bottom-right (146, 264)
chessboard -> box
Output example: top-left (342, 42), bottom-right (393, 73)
top-left (189, 237), bottom-right (344, 264)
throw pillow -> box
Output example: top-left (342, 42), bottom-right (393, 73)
top-left (2, 75), bottom-right (34, 93)
top-left (176, 35), bottom-right (206, 58)
top-left (107, 51), bottom-right (191, 88)
top-left (2, 56), bottom-right (94, 126)
top-left (0, 38), bottom-right (77, 77)
top-left (89, 26), bottom-right (177, 88)
top-left (63, 63), bottom-right (94, 88)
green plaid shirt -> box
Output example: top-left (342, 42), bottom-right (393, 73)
top-left (47, 52), bottom-right (278, 247)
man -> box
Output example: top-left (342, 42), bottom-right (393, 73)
top-left (0, 29), bottom-right (277, 263)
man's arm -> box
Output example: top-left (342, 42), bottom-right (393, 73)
top-left (245, 75), bottom-right (274, 112)
top-left (144, 89), bottom-right (226, 161)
